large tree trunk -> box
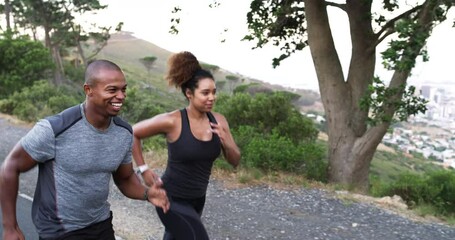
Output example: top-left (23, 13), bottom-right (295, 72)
top-left (304, 0), bottom-right (387, 191)
top-left (51, 44), bottom-right (65, 85)
top-left (76, 41), bottom-right (88, 66)
top-left (44, 25), bottom-right (65, 85)
top-left (304, 0), bottom-right (445, 192)
top-left (4, 0), bottom-right (11, 31)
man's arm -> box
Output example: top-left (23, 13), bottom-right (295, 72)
top-left (112, 163), bottom-right (169, 213)
top-left (0, 142), bottom-right (38, 239)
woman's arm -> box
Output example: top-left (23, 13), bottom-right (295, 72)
top-left (211, 113), bottom-right (241, 167)
top-left (132, 112), bottom-right (177, 186)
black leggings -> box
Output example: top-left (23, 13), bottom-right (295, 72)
top-left (156, 195), bottom-right (209, 240)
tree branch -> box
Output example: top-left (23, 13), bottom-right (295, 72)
top-left (325, 1), bottom-right (346, 11)
top-left (374, 5), bottom-right (423, 47)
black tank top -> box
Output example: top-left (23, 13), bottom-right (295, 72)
top-left (162, 109), bottom-right (221, 198)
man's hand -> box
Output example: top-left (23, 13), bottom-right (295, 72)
top-left (146, 180), bottom-right (170, 213)
top-left (3, 224), bottom-right (25, 240)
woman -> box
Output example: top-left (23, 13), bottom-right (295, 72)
top-left (132, 51), bottom-right (241, 240)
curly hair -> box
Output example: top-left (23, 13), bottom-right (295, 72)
top-left (165, 51), bottom-right (201, 88)
top-left (165, 51), bottom-right (215, 98)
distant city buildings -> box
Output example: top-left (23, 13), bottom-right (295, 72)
top-left (381, 84), bottom-right (455, 170)
top-left (419, 84), bottom-right (455, 120)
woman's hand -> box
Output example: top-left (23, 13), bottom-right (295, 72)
top-left (141, 169), bottom-right (160, 187)
top-left (146, 183), bottom-right (170, 213)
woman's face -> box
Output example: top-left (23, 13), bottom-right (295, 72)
top-left (187, 77), bottom-right (216, 112)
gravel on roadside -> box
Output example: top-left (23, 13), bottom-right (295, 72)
top-left (1, 114), bottom-right (454, 240)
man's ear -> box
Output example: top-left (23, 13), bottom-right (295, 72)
top-left (84, 84), bottom-right (93, 96)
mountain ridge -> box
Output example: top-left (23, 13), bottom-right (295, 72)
top-left (97, 31), bottom-right (324, 113)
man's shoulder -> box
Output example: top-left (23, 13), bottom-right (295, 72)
top-left (113, 116), bottom-right (132, 134)
top-left (45, 105), bottom-right (82, 137)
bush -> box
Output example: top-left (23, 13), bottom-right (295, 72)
top-left (426, 170), bottom-right (455, 214)
top-left (0, 34), bottom-right (53, 98)
top-left (215, 92), bottom-right (318, 144)
top-left (374, 170), bottom-right (455, 215)
top-left (0, 80), bottom-right (81, 121)
top-left (299, 143), bottom-right (327, 182)
top-left (120, 87), bottom-right (165, 124)
top-left (243, 133), bottom-right (302, 171)
top-left (240, 131), bottom-right (327, 182)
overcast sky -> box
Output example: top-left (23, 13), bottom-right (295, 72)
top-left (88, 0), bottom-right (455, 92)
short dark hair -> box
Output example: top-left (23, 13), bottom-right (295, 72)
top-left (85, 60), bottom-right (123, 85)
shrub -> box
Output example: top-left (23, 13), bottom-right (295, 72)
top-left (375, 170), bottom-right (455, 215)
top-left (0, 34), bottom-right (53, 98)
top-left (0, 80), bottom-right (81, 121)
top-left (240, 132), bottom-right (327, 182)
top-left (242, 133), bottom-right (302, 171)
top-left (299, 142), bottom-right (327, 182)
top-left (426, 170), bottom-right (455, 214)
top-left (120, 87), bottom-right (165, 124)
top-left (215, 92), bottom-right (318, 143)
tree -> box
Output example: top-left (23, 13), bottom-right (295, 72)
top-left (225, 74), bottom-right (239, 92)
top-left (2, 0), bottom-right (12, 31)
top-left (171, 1), bottom-right (454, 191)
top-left (2, 0), bottom-right (118, 82)
top-left (140, 56), bottom-right (157, 74)
top-left (242, 0), bottom-right (453, 191)
top-left (0, 32), bottom-right (53, 98)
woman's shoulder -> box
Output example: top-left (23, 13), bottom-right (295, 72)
top-left (210, 111), bottom-right (228, 123)
top-left (154, 109), bottom-right (181, 124)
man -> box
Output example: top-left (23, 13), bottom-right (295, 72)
top-left (0, 60), bottom-right (169, 240)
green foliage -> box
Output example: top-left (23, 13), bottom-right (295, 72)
top-left (200, 63), bottom-right (219, 72)
top-left (142, 135), bottom-right (167, 152)
top-left (215, 92), bottom-right (318, 143)
top-left (225, 75), bottom-right (239, 81)
top-left (239, 131), bottom-right (327, 182)
top-left (0, 34), bottom-right (53, 98)
top-left (0, 80), bottom-right (82, 121)
top-left (233, 84), bottom-right (253, 94)
top-left (371, 170), bottom-right (455, 216)
top-left (359, 77), bottom-right (428, 125)
top-left (426, 171), bottom-right (455, 214)
top-left (233, 83), bottom-right (272, 95)
top-left (242, 132), bottom-right (301, 171)
top-left (216, 80), bottom-right (227, 91)
top-left (120, 87), bottom-right (166, 124)
top-left (299, 142), bottom-right (327, 182)
top-left (243, 0), bottom-right (307, 67)
top-left (63, 62), bottom-right (85, 84)
top-left (216, 92), bottom-right (325, 181)
top-left (276, 90), bottom-right (300, 102)
top-left (140, 56), bottom-right (157, 73)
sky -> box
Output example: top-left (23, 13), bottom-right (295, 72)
top-left (85, 0), bottom-right (455, 92)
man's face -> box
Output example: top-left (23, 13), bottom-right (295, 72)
top-left (86, 69), bottom-right (127, 117)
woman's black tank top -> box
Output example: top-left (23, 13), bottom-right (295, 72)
top-left (162, 108), bottom-right (221, 198)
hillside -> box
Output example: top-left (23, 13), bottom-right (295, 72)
top-left (96, 32), bottom-right (323, 113)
